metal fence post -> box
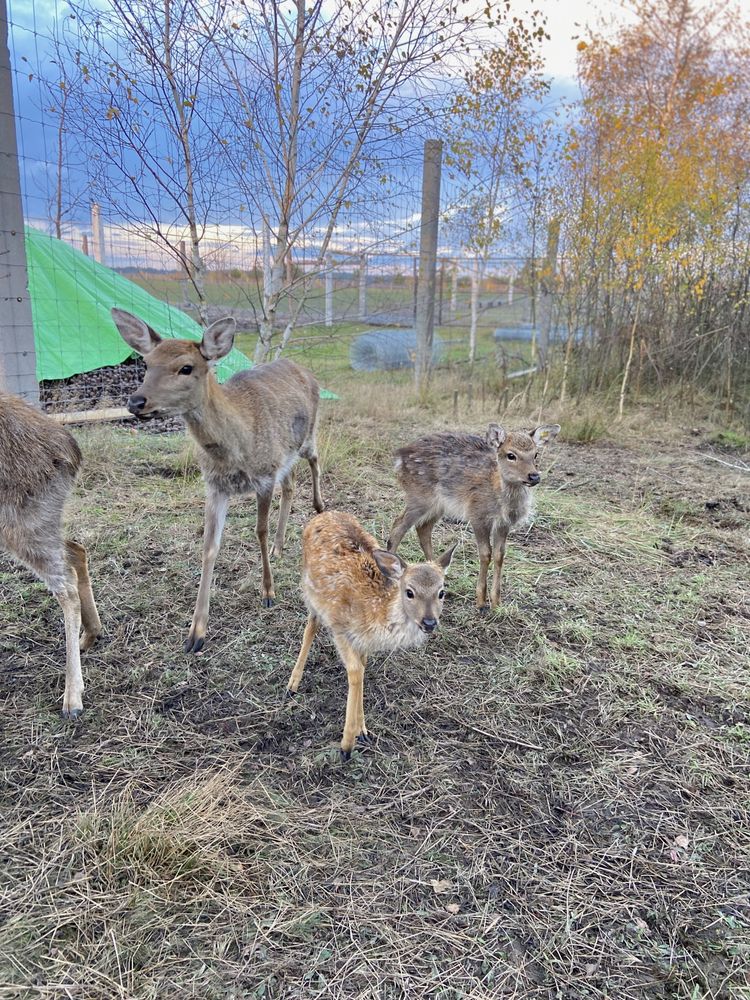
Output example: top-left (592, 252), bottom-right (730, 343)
top-left (414, 139), bottom-right (442, 395)
top-left (0, 0), bottom-right (37, 403)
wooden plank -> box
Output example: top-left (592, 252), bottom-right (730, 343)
top-left (48, 407), bottom-right (134, 425)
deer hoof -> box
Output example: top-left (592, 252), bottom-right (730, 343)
top-left (283, 688), bottom-right (297, 702)
top-left (477, 604), bottom-right (489, 615)
top-left (261, 597), bottom-right (275, 609)
top-left (356, 732), bottom-right (371, 745)
top-left (184, 634), bottom-right (205, 654)
top-left (340, 748), bottom-right (352, 763)
top-left (61, 707), bottom-right (83, 721)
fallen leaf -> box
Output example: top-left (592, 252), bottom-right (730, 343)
top-left (445, 903), bottom-right (460, 914)
top-left (431, 879), bottom-right (453, 895)
top-left (674, 834), bottom-right (689, 850)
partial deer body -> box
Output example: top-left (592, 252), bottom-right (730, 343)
top-left (286, 510), bottom-right (455, 759)
top-left (0, 392), bottom-right (101, 717)
top-left (111, 309), bottom-right (324, 653)
top-left (388, 422), bottom-right (560, 610)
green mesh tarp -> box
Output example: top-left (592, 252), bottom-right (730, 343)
top-left (25, 226), bottom-right (253, 384)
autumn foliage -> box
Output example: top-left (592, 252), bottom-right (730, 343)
top-left (558, 0), bottom-right (750, 415)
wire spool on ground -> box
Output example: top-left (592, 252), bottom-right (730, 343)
top-left (350, 328), bottom-right (445, 372)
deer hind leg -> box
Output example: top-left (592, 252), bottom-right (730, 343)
top-left (415, 517), bottom-right (439, 561)
top-left (25, 546), bottom-right (84, 719)
top-left (286, 613), bottom-right (320, 696)
top-left (256, 490), bottom-right (275, 608)
top-left (185, 490), bottom-right (229, 653)
top-left (471, 519), bottom-right (492, 612)
top-left (271, 469), bottom-right (296, 559)
top-left (490, 526), bottom-right (508, 609)
top-left (333, 636), bottom-right (366, 761)
top-left (301, 436), bottom-right (324, 513)
top-left (65, 541), bottom-right (101, 650)
top-left (8, 498), bottom-right (86, 717)
top-left (387, 505), bottom-right (431, 553)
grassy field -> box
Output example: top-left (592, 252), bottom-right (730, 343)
top-left (1, 376), bottom-right (749, 998)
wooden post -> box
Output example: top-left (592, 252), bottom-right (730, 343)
top-left (414, 139), bottom-right (442, 395)
top-left (91, 202), bottom-right (105, 264)
top-left (358, 253), bottom-right (367, 321)
top-left (325, 256), bottom-right (334, 327)
top-left (0, 0), bottom-right (37, 402)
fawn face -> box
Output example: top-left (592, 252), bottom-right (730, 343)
top-left (111, 309), bottom-right (236, 418)
top-left (486, 423), bottom-right (561, 488)
top-left (373, 545), bottom-right (457, 634)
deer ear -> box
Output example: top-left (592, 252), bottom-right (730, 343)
top-left (200, 317), bottom-right (237, 360)
top-left (485, 423), bottom-right (507, 448)
top-left (111, 308), bottom-right (162, 355)
top-left (372, 549), bottom-right (405, 581)
top-left (437, 541), bottom-right (458, 573)
top-left (532, 423), bottom-right (561, 446)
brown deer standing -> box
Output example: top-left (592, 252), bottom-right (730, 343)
top-left (387, 422), bottom-right (560, 611)
top-left (286, 510), bottom-right (456, 760)
top-left (0, 392), bottom-right (101, 717)
top-left (111, 309), bottom-right (324, 653)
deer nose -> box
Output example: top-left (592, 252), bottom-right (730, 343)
top-left (421, 617), bottom-right (438, 633)
top-left (527, 472), bottom-right (541, 486)
top-left (127, 394), bottom-right (147, 415)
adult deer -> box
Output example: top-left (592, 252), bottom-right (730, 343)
top-left (111, 309), bottom-right (324, 652)
top-left (286, 510), bottom-right (455, 760)
top-left (388, 422), bottom-right (560, 610)
top-left (0, 392), bottom-right (101, 716)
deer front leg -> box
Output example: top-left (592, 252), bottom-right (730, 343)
top-left (334, 636), bottom-right (366, 761)
top-left (185, 490), bottom-right (229, 653)
top-left (286, 614), bottom-right (320, 696)
top-left (355, 654), bottom-right (371, 745)
top-left (271, 469), bottom-right (296, 559)
top-left (471, 519), bottom-right (492, 612)
top-left (490, 525), bottom-right (508, 609)
top-left (256, 490), bottom-right (275, 607)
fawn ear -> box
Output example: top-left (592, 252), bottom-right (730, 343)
top-left (372, 549), bottom-right (405, 581)
top-left (437, 541), bottom-right (458, 573)
top-left (532, 423), bottom-right (561, 446)
top-left (485, 423), bottom-right (507, 448)
top-left (200, 317), bottom-right (237, 360)
top-left (111, 309), bottom-right (162, 355)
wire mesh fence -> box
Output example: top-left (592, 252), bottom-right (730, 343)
top-left (3, 0), bottom-right (552, 417)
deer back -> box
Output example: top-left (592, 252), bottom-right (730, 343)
top-left (0, 393), bottom-right (81, 509)
top-left (191, 358), bottom-right (321, 497)
top-left (301, 511), bottom-right (450, 655)
top-left (395, 432), bottom-right (503, 525)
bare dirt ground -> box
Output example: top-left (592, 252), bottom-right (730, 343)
top-left (1, 397), bottom-right (749, 999)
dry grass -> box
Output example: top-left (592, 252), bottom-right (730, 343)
top-left (1, 384), bottom-right (749, 999)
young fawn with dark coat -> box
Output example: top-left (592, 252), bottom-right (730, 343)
top-left (0, 392), bottom-right (101, 716)
top-left (388, 422), bottom-right (560, 610)
top-left (111, 309), bottom-right (324, 652)
top-left (286, 510), bottom-right (456, 760)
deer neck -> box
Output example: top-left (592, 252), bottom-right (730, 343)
top-left (183, 375), bottom-right (253, 454)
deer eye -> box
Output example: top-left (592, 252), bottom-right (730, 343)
top-left (438, 589), bottom-right (445, 600)
top-left (506, 452), bottom-right (517, 461)
top-left (179, 365), bottom-right (194, 376)
top-left (405, 588), bottom-right (415, 599)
